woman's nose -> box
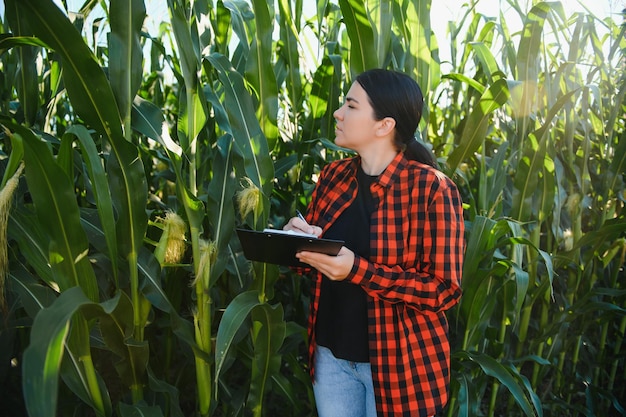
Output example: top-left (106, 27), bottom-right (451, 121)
top-left (333, 107), bottom-right (343, 120)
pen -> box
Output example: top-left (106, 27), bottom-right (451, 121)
top-left (296, 210), bottom-right (307, 224)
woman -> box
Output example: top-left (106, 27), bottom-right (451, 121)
top-left (285, 69), bottom-right (464, 417)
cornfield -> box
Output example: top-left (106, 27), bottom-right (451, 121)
top-left (0, 0), bottom-right (624, 416)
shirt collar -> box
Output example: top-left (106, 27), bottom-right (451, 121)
top-left (347, 152), bottom-right (408, 188)
top-left (369, 152), bottom-right (407, 188)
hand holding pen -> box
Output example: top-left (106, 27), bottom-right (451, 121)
top-left (293, 210), bottom-right (353, 279)
top-left (296, 210), bottom-right (307, 223)
top-left (284, 210), bottom-right (322, 237)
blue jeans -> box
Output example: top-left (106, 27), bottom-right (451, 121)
top-left (313, 345), bottom-right (377, 417)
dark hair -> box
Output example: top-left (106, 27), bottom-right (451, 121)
top-left (355, 69), bottom-right (438, 169)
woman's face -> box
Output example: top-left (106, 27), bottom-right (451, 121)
top-left (333, 82), bottom-right (381, 153)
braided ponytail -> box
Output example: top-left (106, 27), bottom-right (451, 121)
top-left (404, 139), bottom-right (439, 169)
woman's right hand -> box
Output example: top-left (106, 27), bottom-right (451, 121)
top-left (284, 216), bottom-right (323, 237)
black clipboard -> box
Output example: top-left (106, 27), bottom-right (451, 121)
top-left (236, 228), bottom-right (344, 267)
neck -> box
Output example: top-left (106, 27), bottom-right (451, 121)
top-left (359, 147), bottom-right (398, 175)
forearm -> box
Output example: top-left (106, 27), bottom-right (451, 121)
top-left (347, 255), bottom-right (462, 312)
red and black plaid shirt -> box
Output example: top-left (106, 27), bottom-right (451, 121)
top-left (305, 152), bottom-right (464, 417)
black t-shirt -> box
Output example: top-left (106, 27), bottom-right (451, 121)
top-left (315, 166), bottom-right (377, 362)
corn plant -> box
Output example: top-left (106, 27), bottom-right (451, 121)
top-left (435, 2), bottom-right (626, 416)
top-left (0, 0), bottom-right (624, 417)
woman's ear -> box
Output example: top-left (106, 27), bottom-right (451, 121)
top-left (377, 117), bottom-right (396, 137)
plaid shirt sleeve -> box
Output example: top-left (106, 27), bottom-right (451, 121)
top-left (348, 164), bottom-right (464, 313)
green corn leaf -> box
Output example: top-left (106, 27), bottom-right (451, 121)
top-left (22, 287), bottom-right (122, 417)
top-left (3, 1), bottom-right (39, 126)
top-left (469, 42), bottom-right (503, 83)
top-left (504, 221), bottom-right (553, 307)
top-left (277, 0), bottom-right (303, 111)
top-left (370, 0), bottom-right (393, 66)
top-left (131, 96), bottom-right (183, 157)
top-left (207, 134), bottom-right (237, 281)
top-left (105, 142), bottom-right (149, 266)
top-left (213, 0), bottom-right (232, 53)
top-left (514, 2), bottom-right (561, 135)
top-left (177, 87), bottom-right (208, 156)
top-left (6, 7), bottom-right (40, 126)
top-left (324, 55), bottom-right (344, 140)
top-left (5, 122), bottom-right (98, 301)
top-left (247, 303), bottom-right (286, 415)
top-left (308, 60), bottom-right (332, 123)
top-left (605, 71), bottom-right (626, 140)
top-left (609, 128), bottom-right (626, 186)
top-left (214, 290), bottom-right (262, 389)
top-left (60, 345), bottom-right (112, 416)
top-left (510, 262), bottom-right (531, 326)
top-left (573, 218), bottom-right (626, 252)
top-left (13, 0), bottom-right (148, 274)
top-left (56, 133), bottom-right (74, 179)
top-left (227, 239), bottom-right (249, 290)
top-left (304, 55), bottom-right (341, 141)
top-left (9, 266), bottom-right (57, 317)
top-left (146, 368), bottom-right (185, 417)
top-left (10, 269), bottom-right (111, 416)
top-left (447, 78), bottom-right (510, 172)
top-left (166, 0), bottom-right (207, 162)
top-left (512, 89), bottom-right (579, 221)
top-left (461, 216), bottom-right (497, 282)
top-left (454, 372), bottom-right (480, 417)
top-left (206, 53), bottom-right (274, 214)
top-left (137, 248), bottom-right (211, 364)
top-left (98, 290), bottom-right (149, 390)
top-left (479, 141), bottom-right (509, 216)
top-left (461, 351), bottom-right (539, 417)
top-left (405, 0), bottom-right (439, 92)
top-left (0, 34), bottom-right (50, 50)
top-left (207, 53), bottom-right (270, 182)
top-left (537, 153), bottom-right (556, 225)
top-left (167, 0), bottom-right (201, 89)
top-left (461, 275), bottom-right (497, 349)
top-left (249, 0), bottom-right (279, 148)
top-left (109, 0), bottom-right (146, 123)
top-left (338, 0), bottom-right (377, 75)
top-left (223, 0), bottom-right (253, 62)
top-left (65, 315), bottom-right (110, 416)
top-left (8, 210), bottom-right (55, 287)
top-left (23, 312), bottom-right (69, 417)
top-left (131, 96), bottom-right (204, 230)
top-left (442, 72), bottom-right (486, 95)
top-left (167, 0), bottom-right (209, 224)
top-left (392, 0), bottom-right (418, 71)
top-left (65, 125), bottom-right (119, 284)
top-left (9, 0), bottom-right (123, 141)
top-left (269, 372), bottom-right (299, 411)
top-left (507, 363), bottom-right (543, 417)
top-left (517, 2), bottom-right (555, 81)
top-left (0, 121), bottom-right (24, 187)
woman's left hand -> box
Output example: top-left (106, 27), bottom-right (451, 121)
top-left (296, 246), bottom-right (355, 281)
